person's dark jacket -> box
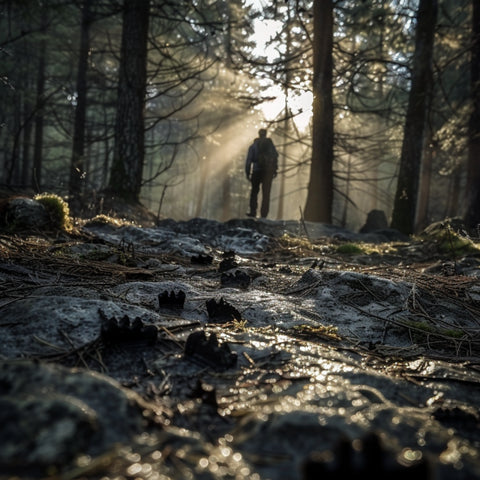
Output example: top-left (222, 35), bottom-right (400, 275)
top-left (245, 137), bottom-right (278, 179)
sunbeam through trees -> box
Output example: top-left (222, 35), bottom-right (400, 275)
top-left (0, 0), bottom-right (478, 234)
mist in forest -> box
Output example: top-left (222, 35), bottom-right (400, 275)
top-left (0, 0), bottom-right (478, 233)
top-left (141, 52), bottom-right (314, 224)
top-left (147, 123), bottom-right (312, 224)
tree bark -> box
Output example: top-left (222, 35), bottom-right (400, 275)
top-left (415, 126), bottom-right (434, 232)
top-left (69, 0), bottom-right (92, 209)
top-left (32, 34), bottom-right (47, 192)
top-left (303, 0), bottom-right (334, 223)
top-left (109, 0), bottom-right (150, 203)
top-left (390, 0), bottom-right (437, 235)
top-left (464, 0), bottom-right (480, 229)
top-left (21, 82), bottom-right (33, 186)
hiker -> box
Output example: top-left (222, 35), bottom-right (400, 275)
top-left (245, 128), bottom-right (278, 218)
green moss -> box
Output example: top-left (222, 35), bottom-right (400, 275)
top-left (335, 243), bottom-right (365, 255)
top-left (85, 214), bottom-right (130, 228)
top-left (420, 220), bottom-right (480, 255)
top-left (437, 231), bottom-right (478, 254)
top-left (34, 193), bottom-right (72, 231)
top-left (442, 329), bottom-right (465, 339)
top-left (404, 319), bottom-right (464, 339)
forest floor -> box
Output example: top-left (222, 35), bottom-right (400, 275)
top-left (1, 197), bottom-right (480, 480)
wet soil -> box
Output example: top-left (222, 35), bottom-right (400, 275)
top-left (1, 213), bottom-right (480, 480)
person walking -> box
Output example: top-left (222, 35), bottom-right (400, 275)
top-left (245, 128), bottom-right (278, 218)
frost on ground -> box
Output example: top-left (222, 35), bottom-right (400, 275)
top-left (1, 217), bottom-right (480, 479)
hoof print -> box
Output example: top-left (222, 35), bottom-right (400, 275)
top-left (189, 379), bottom-right (218, 408)
top-left (99, 311), bottom-right (157, 346)
top-left (184, 330), bottom-right (237, 370)
top-left (206, 297), bottom-right (241, 323)
top-left (301, 432), bottom-right (431, 480)
top-left (220, 269), bottom-right (251, 289)
top-left (158, 290), bottom-right (186, 309)
top-left (432, 405), bottom-right (479, 430)
top-left (218, 250), bottom-right (238, 272)
top-left (191, 253), bottom-right (213, 265)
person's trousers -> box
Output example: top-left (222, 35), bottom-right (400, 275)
top-left (249, 170), bottom-right (274, 218)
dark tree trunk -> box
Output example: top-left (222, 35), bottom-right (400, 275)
top-left (304, 0), bottom-right (334, 223)
top-left (101, 107), bottom-right (111, 189)
top-left (446, 166), bottom-right (462, 218)
top-left (109, 0), bottom-right (150, 203)
top-left (390, 0), bottom-right (437, 235)
top-left (6, 92), bottom-right (21, 184)
top-left (415, 126), bottom-right (434, 232)
top-left (32, 34), bottom-right (47, 192)
top-left (21, 87), bottom-right (33, 186)
top-left (69, 0), bottom-right (92, 210)
top-left (464, 0), bottom-right (480, 229)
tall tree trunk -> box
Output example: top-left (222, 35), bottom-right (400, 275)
top-left (276, 3), bottom-right (292, 221)
top-left (445, 166), bottom-right (461, 218)
top-left (101, 106), bottom-right (111, 189)
top-left (415, 125), bottom-right (434, 231)
top-left (6, 91), bottom-right (21, 184)
top-left (390, 0), bottom-right (437, 234)
top-left (371, 0), bottom-right (386, 212)
top-left (304, 0), bottom-right (334, 223)
top-left (341, 157), bottom-right (351, 228)
top-left (69, 0), bottom-right (92, 211)
top-left (32, 34), bottom-right (47, 192)
top-left (21, 85), bottom-right (33, 186)
top-left (195, 155), bottom-right (209, 218)
top-left (109, 0), bottom-right (150, 203)
top-left (221, 174), bottom-right (231, 221)
top-left (464, 0), bottom-right (480, 229)
top-left (276, 109), bottom-right (288, 220)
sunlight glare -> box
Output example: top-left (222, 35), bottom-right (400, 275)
top-left (255, 84), bottom-right (312, 132)
top-left (248, 5), bottom-right (312, 132)
top-left (251, 18), bottom-right (284, 60)
top-left (258, 84), bottom-right (285, 121)
top-left (290, 90), bottom-right (313, 132)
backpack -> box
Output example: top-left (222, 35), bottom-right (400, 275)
top-left (256, 137), bottom-right (276, 171)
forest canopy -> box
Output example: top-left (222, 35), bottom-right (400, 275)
top-left (0, 0), bottom-right (478, 234)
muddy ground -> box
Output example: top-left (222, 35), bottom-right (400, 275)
top-left (1, 208), bottom-right (480, 480)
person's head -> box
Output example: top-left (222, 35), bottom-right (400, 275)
top-left (258, 128), bottom-right (267, 138)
